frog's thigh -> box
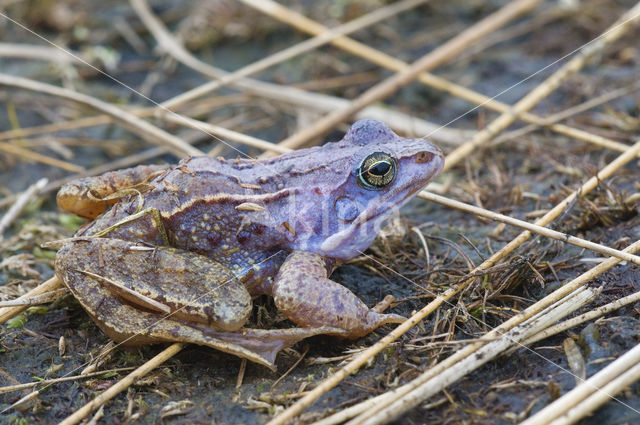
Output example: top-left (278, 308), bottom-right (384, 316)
top-left (56, 238), bottom-right (251, 331)
top-left (272, 250), bottom-right (406, 338)
top-left (57, 250), bottom-right (277, 368)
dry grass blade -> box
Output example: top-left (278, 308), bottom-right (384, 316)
top-left (129, 0), bottom-right (225, 80)
top-left (0, 73), bottom-right (201, 157)
top-left (162, 114), bottom-right (290, 154)
top-left (272, 0), bottom-right (543, 151)
top-left (488, 81), bottom-right (640, 153)
top-left (240, 0), bottom-right (635, 154)
top-left (517, 289), bottom-right (640, 351)
top-left (271, 346), bottom-right (310, 390)
top-left (0, 288), bottom-right (68, 307)
top-left (0, 42), bottom-right (84, 64)
top-left (0, 277), bottom-right (62, 324)
top-left (549, 363), bottom-right (640, 425)
top-left (0, 177), bottom-right (48, 238)
top-left (159, 0), bottom-right (430, 111)
top-left (444, 2), bottom-right (640, 172)
top-left (0, 114), bottom-right (128, 141)
top-left (131, 0), bottom-right (465, 145)
top-left (5, 390), bottom-right (39, 412)
top-left (520, 342), bottom-right (640, 425)
top-left (58, 343), bottom-right (184, 425)
top-left (0, 367), bottom-right (135, 394)
top-left (0, 142), bottom-right (84, 172)
top-left (420, 191), bottom-right (640, 265)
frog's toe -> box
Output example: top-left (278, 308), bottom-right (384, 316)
top-left (378, 313), bottom-right (407, 324)
top-left (346, 311), bottom-right (406, 339)
top-left (196, 326), bottom-right (349, 369)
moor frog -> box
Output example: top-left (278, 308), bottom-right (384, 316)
top-left (55, 120), bottom-right (444, 369)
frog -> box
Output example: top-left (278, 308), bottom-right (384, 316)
top-left (54, 119), bottom-right (444, 370)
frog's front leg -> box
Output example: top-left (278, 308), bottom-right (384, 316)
top-left (272, 250), bottom-right (406, 338)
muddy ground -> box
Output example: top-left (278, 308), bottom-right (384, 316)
top-left (1, 0), bottom-right (640, 424)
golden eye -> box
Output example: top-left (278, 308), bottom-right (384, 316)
top-left (357, 152), bottom-right (396, 190)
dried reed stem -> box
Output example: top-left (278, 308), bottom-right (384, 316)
top-left (0, 367), bottom-right (136, 394)
top-left (159, 0), bottom-right (429, 110)
top-left (517, 289), bottom-right (640, 349)
top-left (420, 191), bottom-right (640, 265)
top-left (0, 42), bottom-right (84, 64)
top-left (521, 342), bottom-right (640, 425)
top-left (58, 343), bottom-right (184, 425)
top-left (0, 277), bottom-right (62, 324)
top-left (244, 0), bottom-right (638, 155)
top-left (0, 288), bottom-right (69, 307)
top-left (0, 142), bottom-right (84, 172)
top-left (0, 73), bottom-right (201, 157)
top-left (161, 115), bottom-right (290, 154)
top-left (272, 0), bottom-right (543, 151)
top-left (0, 178), bottom-right (48, 238)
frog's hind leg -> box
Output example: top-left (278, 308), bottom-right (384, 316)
top-left (57, 164), bottom-right (170, 219)
top-left (55, 239), bottom-right (345, 370)
top-left (80, 301), bottom-right (336, 370)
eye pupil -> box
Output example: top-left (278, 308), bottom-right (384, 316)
top-left (357, 151), bottom-right (397, 190)
top-left (369, 161), bottom-right (390, 176)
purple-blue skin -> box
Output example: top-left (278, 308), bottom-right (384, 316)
top-left (55, 119), bottom-right (444, 368)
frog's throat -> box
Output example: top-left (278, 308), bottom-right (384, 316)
top-left (319, 205), bottom-right (396, 256)
top-left (319, 219), bottom-right (377, 256)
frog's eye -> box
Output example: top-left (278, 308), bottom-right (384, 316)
top-left (357, 151), bottom-right (396, 190)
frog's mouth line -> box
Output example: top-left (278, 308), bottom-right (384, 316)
top-left (357, 166), bottom-right (441, 225)
top-left (358, 185), bottom-right (417, 225)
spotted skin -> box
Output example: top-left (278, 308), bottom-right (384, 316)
top-left (55, 119), bottom-right (444, 368)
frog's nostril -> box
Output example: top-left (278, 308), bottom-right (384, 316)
top-left (415, 152), bottom-right (434, 164)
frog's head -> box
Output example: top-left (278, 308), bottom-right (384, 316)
top-left (290, 119), bottom-right (444, 260)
